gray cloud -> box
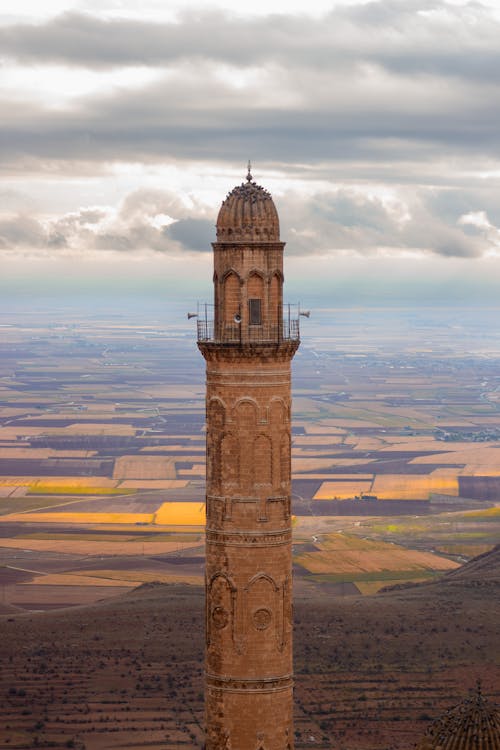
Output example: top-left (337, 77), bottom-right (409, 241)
top-left (1, 184), bottom-right (497, 260)
top-left (1, 3), bottom-right (500, 84)
top-left (1, 3), bottom-right (500, 178)
top-left (0, 188), bottom-right (210, 256)
top-left (279, 187), bottom-right (497, 259)
top-left (167, 219), bottom-right (214, 252)
top-left (1, 2), bottom-right (500, 263)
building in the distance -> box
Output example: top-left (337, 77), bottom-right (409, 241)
top-left (197, 166), bottom-right (300, 749)
top-left (417, 682), bottom-right (500, 750)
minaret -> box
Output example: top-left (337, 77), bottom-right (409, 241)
top-left (197, 165), bottom-right (300, 750)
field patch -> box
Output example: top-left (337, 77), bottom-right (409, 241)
top-left (27, 484), bottom-right (134, 496)
top-left (1, 511), bottom-right (154, 524)
top-left (24, 573), bottom-right (139, 587)
top-left (294, 533), bottom-right (458, 579)
top-left (371, 474), bottom-right (458, 499)
top-left (119, 479), bottom-right (189, 489)
top-left (314, 479), bottom-right (373, 500)
top-left (154, 502), bottom-right (206, 525)
top-left (0, 537), bottom-right (201, 555)
top-left (113, 455), bottom-right (177, 480)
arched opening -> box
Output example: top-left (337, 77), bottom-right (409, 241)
top-left (221, 432), bottom-right (238, 489)
top-left (235, 400), bottom-right (258, 492)
top-left (223, 271), bottom-right (240, 328)
top-left (269, 272), bottom-right (282, 334)
top-left (254, 434), bottom-right (272, 488)
top-left (248, 272), bottom-right (264, 328)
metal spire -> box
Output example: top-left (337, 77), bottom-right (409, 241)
top-left (246, 160), bottom-right (253, 182)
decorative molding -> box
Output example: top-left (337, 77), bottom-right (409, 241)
top-left (205, 672), bottom-right (293, 694)
top-left (206, 528), bottom-right (291, 547)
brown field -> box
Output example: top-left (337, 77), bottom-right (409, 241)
top-left (293, 435), bottom-right (346, 445)
top-left (295, 533), bottom-right (459, 577)
top-left (0, 537), bottom-right (201, 555)
top-left (371, 474), bottom-right (458, 499)
top-left (72, 569), bottom-right (203, 586)
top-left (25, 573), bottom-right (140, 587)
top-left (303, 425), bottom-right (346, 434)
top-left (139, 445), bottom-right (202, 453)
top-left (113, 456), bottom-right (177, 480)
top-left (0, 448), bottom-right (97, 458)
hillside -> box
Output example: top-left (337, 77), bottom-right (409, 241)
top-left (0, 552), bottom-right (499, 750)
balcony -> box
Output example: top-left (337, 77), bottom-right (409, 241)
top-left (197, 319), bottom-right (299, 344)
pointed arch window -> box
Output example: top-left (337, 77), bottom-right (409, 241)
top-left (248, 298), bottom-right (262, 325)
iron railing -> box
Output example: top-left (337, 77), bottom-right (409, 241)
top-left (197, 318), bottom-right (300, 344)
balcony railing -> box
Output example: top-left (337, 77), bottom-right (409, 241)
top-left (197, 318), bottom-right (300, 344)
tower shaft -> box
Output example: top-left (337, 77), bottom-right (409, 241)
top-left (198, 173), bottom-right (299, 749)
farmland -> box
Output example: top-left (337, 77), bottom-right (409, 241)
top-left (0, 304), bottom-right (499, 610)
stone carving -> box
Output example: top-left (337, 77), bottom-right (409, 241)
top-left (212, 606), bottom-right (229, 629)
top-left (253, 608), bottom-right (272, 631)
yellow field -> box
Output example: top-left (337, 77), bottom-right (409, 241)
top-left (314, 480), bottom-right (373, 500)
top-left (1, 511), bottom-right (153, 524)
top-left (354, 579), bottom-right (427, 595)
top-left (27, 485), bottom-right (135, 496)
top-left (462, 507), bottom-right (500, 519)
top-left (0, 479), bottom-right (32, 487)
top-left (412, 446), bottom-right (500, 466)
top-left (119, 479), bottom-right (189, 489)
top-left (154, 502), bottom-right (206, 525)
top-left (371, 474), bottom-right (458, 499)
top-left (0, 477), bottom-right (118, 488)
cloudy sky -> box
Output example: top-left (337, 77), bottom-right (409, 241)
top-left (2, 0), bottom-right (500, 307)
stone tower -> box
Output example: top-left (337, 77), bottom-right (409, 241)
top-left (197, 166), bottom-right (300, 750)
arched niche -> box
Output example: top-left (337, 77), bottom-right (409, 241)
top-left (208, 397), bottom-right (226, 430)
top-left (223, 270), bottom-right (241, 326)
top-left (269, 398), bottom-right (287, 426)
top-left (221, 432), bottom-right (238, 489)
top-left (234, 400), bottom-right (258, 491)
top-left (254, 434), bottom-right (272, 487)
top-left (207, 573), bottom-right (236, 648)
top-left (280, 433), bottom-right (291, 490)
top-left (234, 398), bottom-right (258, 429)
top-left (269, 271), bottom-right (282, 329)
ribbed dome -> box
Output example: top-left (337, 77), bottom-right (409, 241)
top-left (216, 167), bottom-right (280, 242)
top-left (417, 683), bottom-right (500, 750)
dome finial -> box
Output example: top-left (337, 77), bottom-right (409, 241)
top-left (246, 160), bottom-right (252, 182)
